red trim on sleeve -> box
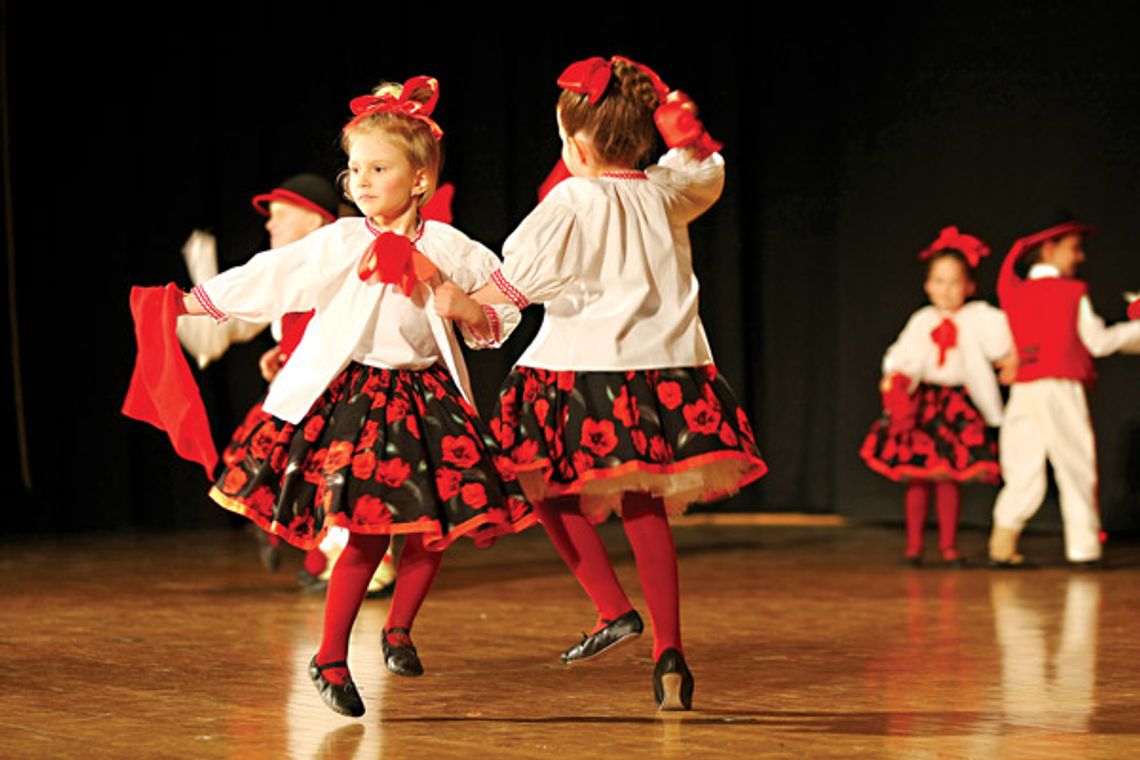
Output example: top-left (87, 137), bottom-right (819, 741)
top-left (481, 304), bottom-right (502, 345)
top-left (191, 284), bottom-right (227, 322)
top-left (490, 269), bottom-right (529, 309)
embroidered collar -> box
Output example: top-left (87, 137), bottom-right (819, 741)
top-left (365, 215), bottom-right (425, 244)
top-left (599, 170), bottom-right (647, 180)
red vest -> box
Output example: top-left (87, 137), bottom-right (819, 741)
top-left (1001, 278), bottom-right (1094, 384)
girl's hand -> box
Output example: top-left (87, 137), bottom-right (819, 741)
top-left (995, 350), bottom-right (1019, 385)
top-left (182, 291), bottom-right (204, 315)
top-left (433, 281), bottom-right (483, 325)
top-left (259, 345), bottom-right (285, 382)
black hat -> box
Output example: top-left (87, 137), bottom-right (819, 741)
top-left (251, 173), bottom-right (338, 224)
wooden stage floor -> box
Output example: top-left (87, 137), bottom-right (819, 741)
top-left (3, 520), bottom-right (1140, 759)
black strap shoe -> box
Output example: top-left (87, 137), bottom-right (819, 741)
top-left (560, 609), bottom-right (644, 665)
top-left (308, 656), bottom-right (365, 717)
top-left (653, 648), bottom-right (694, 711)
top-left (382, 627), bottom-right (424, 677)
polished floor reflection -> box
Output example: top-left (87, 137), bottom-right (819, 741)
top-left (2, 522), bottom-right (1140, 758)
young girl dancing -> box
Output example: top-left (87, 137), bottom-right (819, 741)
top-left (860, 227), bottom-right (1015, 566)
top-left (436, 56), bottom-right (767, 711)
top-left (180, 77), bottom-right (534, 717)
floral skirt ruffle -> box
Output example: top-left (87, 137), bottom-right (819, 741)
top-left (209, 362), bottom-right (536, 551)
top-left (487, 365), bottom-right (768, 522)
top-left (860, 383), bottom-right (999, 483)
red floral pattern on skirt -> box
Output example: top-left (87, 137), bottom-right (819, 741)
top-left (860, 383), bottom-right (999, 483)
top-left (211, 363), bottom-right (534, 550)
top-left (488, 365), bottom-right (767, 510)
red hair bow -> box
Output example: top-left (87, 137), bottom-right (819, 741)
top-left (558, 56), bottom-right (722, 159)
top-left (557, 57), bottom-right (614, 104)
top-left (345, 75), bottom-right (444, 140)
top-left (358, 230), bottom-right (439, 295)
top-left (918, 226), bottom-right (991, 268)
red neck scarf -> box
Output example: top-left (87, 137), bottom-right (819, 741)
top-left (930, 317), bottom-right (958, 367)
top-left (357, 217), bottom-right (438, 294)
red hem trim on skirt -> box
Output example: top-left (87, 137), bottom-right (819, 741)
top-left (859, 453), bottom-right (1000, 484)
top-left (210, 486), bottom-right (538, 552)
top-left (511, 449), bottom-right (768, 501)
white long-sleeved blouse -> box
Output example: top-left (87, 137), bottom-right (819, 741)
top-left (882, 301), bottom-right (1013, 426)
top-left (490, 149), bottom-right (725, 370)
top-left (192, 217), bottom-right (519, 423)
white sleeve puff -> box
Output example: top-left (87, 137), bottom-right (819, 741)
top-left (193, 222), bottom-right (351, 324)
top-left (882, 308), bottom-right (932, 382)
top-left (650, 149), bottom-right (726, 224)
top-left (974, 303), bottom-right (1015, 362)
top-left (494, 197), bottom-right (582, 307)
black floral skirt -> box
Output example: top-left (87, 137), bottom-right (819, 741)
top-left (860, 383), bottom-right (999, 483)
top-left (488, 365), bottom-right (768, 522)
top-left (210, 362), bottom-right (536, 551)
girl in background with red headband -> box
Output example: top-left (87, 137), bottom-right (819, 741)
top-left (435, 56), bottom-right (767, 711)
top-left (179, 77), bottom-right (535, 718)
top-left (860, 228), bottom-right (1016, 567)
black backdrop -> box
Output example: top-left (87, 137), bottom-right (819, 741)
top-left (3, 4), bottom-right (1138, 535)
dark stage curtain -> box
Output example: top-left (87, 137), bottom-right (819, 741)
top-left (2, 5), bottom-right (1138, 534)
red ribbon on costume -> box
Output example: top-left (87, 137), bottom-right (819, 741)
top-left (918, 226), bottom-right (991, 267)
top-left (930, 317), bottom-right (958, 367)
top-left (344, 75), bottom-right (444, 140)
top-left (122, 283), bottom-right (218, 479)
top-left (557, 56), bottom-right (722, 158)
top-left (358, 226), bottom-right (439, 294)
top-left (421, 182), bottom-right (455, 224)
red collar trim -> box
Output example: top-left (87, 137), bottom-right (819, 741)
top-left (365, 215), bottom-right (424, 244)
top-left (251, 189), bottom-right (337, 224)
top-left (600, 170), bottom-right (647, 180)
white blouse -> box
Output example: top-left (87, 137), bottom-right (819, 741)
top-left (882, 301), bottom-right (1013, 426)
top-left (491, 149), bottom-right (725, 370)
top-left (193, 218), bottom-right (519, 423)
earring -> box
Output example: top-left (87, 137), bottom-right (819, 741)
top-left (336, 170), bottom-right (353, 202)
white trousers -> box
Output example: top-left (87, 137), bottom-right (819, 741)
top-left (992, 379), bottom-right (1101, 562)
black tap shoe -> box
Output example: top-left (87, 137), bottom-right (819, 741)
top-left (653, 648), bottom-right (694, 711)
top-left (560, 609), bottom-right (644, 665)
top-left (382, 627), bottom-right (424, 677)
top-left (308, 656), bottom-right (365, 717)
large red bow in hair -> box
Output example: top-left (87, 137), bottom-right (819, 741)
top-left (358, 228), bottom-right (439, 295)
top-left (345, 75), bottom-right (444, 140)
top-left (557, 56), bottom-right (722, 158)
top-left (918, 226), bottom-right (991, 267)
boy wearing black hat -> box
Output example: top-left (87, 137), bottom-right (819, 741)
top-left (177, 174), bottom-right (340, 368)
top-left (988, 217), bottom-right (1140, 567)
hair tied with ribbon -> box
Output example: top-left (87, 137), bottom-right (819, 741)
top-left (344, 75), bottom-right (444, 141)
top-left (918, 226), bottom-right (991, 268)
top-left (358, 231), bottom-right (439, 295)
top-left (557, 56), bottom-right (722, 159)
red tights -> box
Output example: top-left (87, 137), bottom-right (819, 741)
top-left (315, 531), bottom-right (442, 683)
top-left (904, 480), bottom-right (961, 560)
top-left (537, 492), bottom-right (681, 660)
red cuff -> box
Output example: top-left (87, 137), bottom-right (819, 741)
top-left (490, 269), bottom-right (529, 309)
top-left (191, 284), bottom-right (227, 322)
top-left (481, 304), bottom-right (502, 345)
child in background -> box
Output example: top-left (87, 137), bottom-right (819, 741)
top-left (180, 76), bottom-right (534, 717)
top-left (989, 214), bottom-right (1140, 567)
top-left (861, 227), bottom-right (1015, 566)
top-left (436, 55), bottom-right (767, 711)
